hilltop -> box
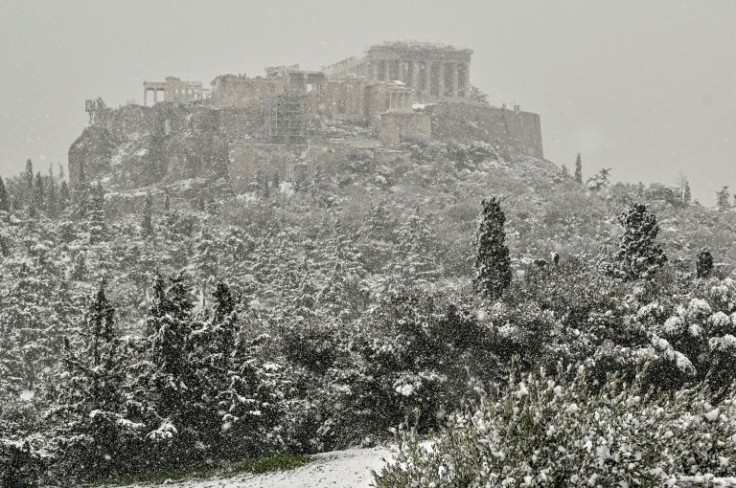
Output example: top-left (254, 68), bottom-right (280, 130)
top-left (6, 42), bottom-right (736, 488)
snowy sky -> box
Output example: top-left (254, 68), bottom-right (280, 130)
top-left (1, 0), bottom-right (735, 204)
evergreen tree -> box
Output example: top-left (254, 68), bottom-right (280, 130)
top-left (683, 180), bottom-right (692, 206)
top-left (73, 162), bottom-right (91, 219)
top-left (24, 159), bottom-right (33, 195)
top-left (59, 180), bottom-right (71, 211)
top-left (184, 283), bottom-right (239, 455)
top-left (560, 164), bottom-right (570, 179)
top-left (0, 176), bottom-right (9, 213)
top-left (148, 274), bottom-right (194, 421)
top-left (716, 186), bottom-right (730, 212)
top-left (164, 190), bottom-right (170, 212)
top-left (394, 212), bottom-right (439, 286)
top-left (141, 192), bottom-right (154, 237)
top-left (272, 171), bottom-right (280, 191)
top-left (46, 174), bottom-right (58, 218)
top-left (696, 249), bottom-right (714, 279)
top-left (615, 203), bottom-right (667, 280)
top-left (58, 282), bottom-right (131, 478)
top-left (33, 173), bottom-right (44, 212)
top-left (586, 168), bottom-right (611, 191)
top-left (473, 197), bottom-right (512, 300)
top-left (574, 153), bottom-right (583, 184)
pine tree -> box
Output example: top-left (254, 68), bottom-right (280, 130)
top-left (59, 180), bottom-right (71, 211)
top-left (58, 282), bottom-right (131, 478)
top-left (615, 203), bottom-right (667, 280)
top-left (696, 249), bottom-right (714, 279)
top-left (46, 174), bottom-right (58, 217)
top-left (394, 212), bottom-right (439, 286)
top-left (33, 173), bottom-right (44, 212)
top-left (73, 162), bottom-right (91, 219)
top-left (683, 180), bottom-right (692, 206)
top-left (148, 274), bottom-right (194, 420)
top-left (141, 192), bottom-right (154, 237)
top-left (574, 153), bottom-right (583, 184)
top-left (0, 176), bottom-right (9, 213)
top-left (473, 197), bottom-right (512, 300)
top-left (716, 186), bottom-right (730, 212)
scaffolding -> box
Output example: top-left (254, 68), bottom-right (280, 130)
top-left (264, 93), bottom-right (308, 144)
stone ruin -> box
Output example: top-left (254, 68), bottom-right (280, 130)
top-left (77, 41), bottom-right (544, 191)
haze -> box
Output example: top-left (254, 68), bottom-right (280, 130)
top-left (1, 0), bottom-right (734, 204)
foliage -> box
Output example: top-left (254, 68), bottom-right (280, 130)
top-left (374, 364), bottom-right (736, 487)
top-left (473, 197), bottom-right (512, 300)
top-left (614, 203), bottom-right (667, 281)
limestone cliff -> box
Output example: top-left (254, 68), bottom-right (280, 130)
top-left (68, 103), bottom-right (231, 190)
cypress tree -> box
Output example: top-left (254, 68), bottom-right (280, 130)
top-left (683, 181), bottom-right (692, 206)
top-left (473, 197), bottom-right (512, 300)
top-left (574, 153), bottom-right (583, 184)
top-left (615, 203), bottom-right (667, 280)
top-left (716, 186), bottom-right (730, 212)
top-left (0, 176), bottom-right (9, 213)
top-left (25, 159), bottom-right (33, 193)
top-left (696, 250), bottom-right (714, 279)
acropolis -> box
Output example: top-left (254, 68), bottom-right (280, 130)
top-left (76, 41), bottom-right (543, 189)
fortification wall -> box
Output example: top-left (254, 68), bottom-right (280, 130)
top-left (428, 104), bottom-right (543, 158)
top-left (211, 77), bottom-right (284, 110)
top-left (229, 138), bottom-right (383, 191)
top-left (376, 112), bottom-right (431, 147)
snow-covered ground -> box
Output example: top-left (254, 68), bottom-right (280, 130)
top-left (123, 447), bottom-right (393, 488)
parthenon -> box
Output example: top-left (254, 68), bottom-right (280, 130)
top-left (324, 41), bottom-right (473, 103)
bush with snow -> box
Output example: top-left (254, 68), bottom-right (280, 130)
top-left (374, 364), bottom-right (736, 488)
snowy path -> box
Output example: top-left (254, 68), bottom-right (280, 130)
top-left (126, 447), bottom-right (393, 488)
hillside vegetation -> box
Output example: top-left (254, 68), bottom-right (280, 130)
top-left (3, 140), bottom-right (736, 485)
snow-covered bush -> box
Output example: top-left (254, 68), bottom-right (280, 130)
top-left (374, 364), bottom-right (736, 488)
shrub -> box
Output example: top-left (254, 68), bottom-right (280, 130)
top-left (374, 364), bottom-right (736, 487)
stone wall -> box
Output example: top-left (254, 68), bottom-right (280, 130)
top-left (320, 80), bottom-right (369, 121)
top-left (211, 75), bottom-right (285, 110)
top-left (376, 112), bottom-right (431, 147)
top-left (428, 103), bottom-right (543, 158)
top-left (229, 138), bottom-right (382, 190)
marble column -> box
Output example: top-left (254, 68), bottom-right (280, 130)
top-left (450, 63), bottom-right (459, 98)
top-left (463, 64), bottom-right (471, 98)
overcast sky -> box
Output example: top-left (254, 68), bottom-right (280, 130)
top-left (1, 0), bottom-right (735, 204)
